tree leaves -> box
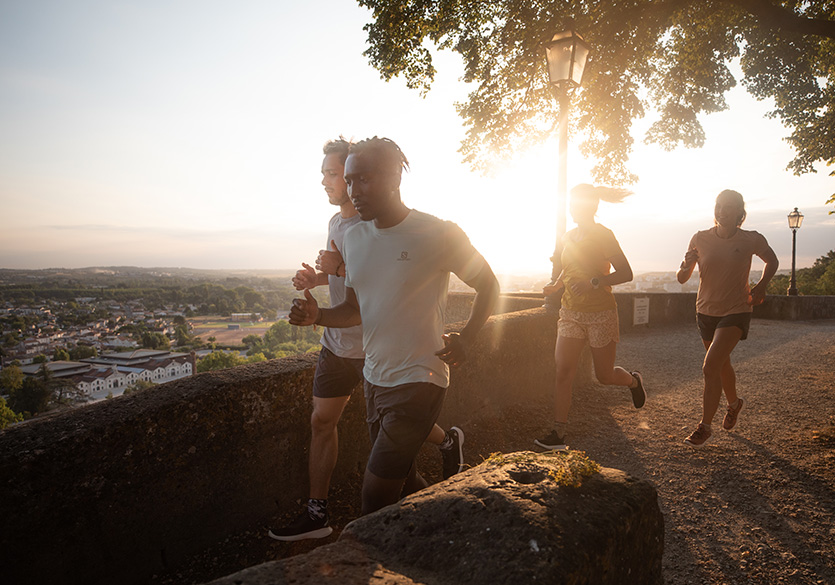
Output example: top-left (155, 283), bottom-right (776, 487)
top-left (358, 0), bottom-right (835, 185)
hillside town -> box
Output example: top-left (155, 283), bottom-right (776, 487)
top-left (1, 297), bottom-right (205, 401)
top-left (2, 298), bottom-right (191, 364)
top-left (18, 349), bottom-right (195, 399)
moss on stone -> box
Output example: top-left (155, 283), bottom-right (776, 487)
top-left (482, 450), bottom-right (601, 488)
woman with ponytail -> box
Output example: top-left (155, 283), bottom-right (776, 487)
top-left (535, 184), bottom-right (646, 451)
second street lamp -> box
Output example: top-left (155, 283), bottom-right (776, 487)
top-left (787, 207), bottom-right (804, 296)
top-left (544, 28), bottom-right (591, 308)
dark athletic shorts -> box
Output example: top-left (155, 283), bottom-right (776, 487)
top-left (312, 346), bottom-right (365, 399)
top-left (364, 381), bottom-right (446, 480)
top-left (697, 312), bottom-right (752, 342)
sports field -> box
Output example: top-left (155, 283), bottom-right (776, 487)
top-left (189, 316), bottom-right (275, 345)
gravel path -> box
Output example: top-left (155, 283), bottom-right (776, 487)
top-left (563, 318), bottom-right (835, 585)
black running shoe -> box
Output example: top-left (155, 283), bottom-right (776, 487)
top-left (441, 426), bottom-right (465, 480)
top-left (630, 371), bottom-right (646, 409)
top-left (268, 510), bottom-right (332, 542)
top-left (534, 430), bottom-right (568, 451)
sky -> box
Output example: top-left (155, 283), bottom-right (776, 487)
top-left (1, 0), bottom-right (833, 279)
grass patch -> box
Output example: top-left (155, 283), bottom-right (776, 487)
top-left (483, 450), bottom-right (601, 488)
top-left (193, 321), bottom-right (275, 329)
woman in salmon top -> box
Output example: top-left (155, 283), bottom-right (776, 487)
top-left (535, 184), bottom-right (646, 451)
top-left (677, 189), bottom-right (778, 447)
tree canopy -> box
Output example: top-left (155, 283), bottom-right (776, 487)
top-left (0, 365), bottom-right (24, 395)
top-left (767, 249), bottom-right (835, 294)
top-left (241, 320), bottom-right (322, 359)
top-left (0, 396), bottom-right (23, 429)
top-left (358, 0), bottom-right (835, 185)
top-left (196, 351), bottom-right (267, 373)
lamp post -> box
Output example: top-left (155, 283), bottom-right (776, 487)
top-left (787, 207), bottom-right (804, 296)
top-left (544, 28), bottom-right (591, 308)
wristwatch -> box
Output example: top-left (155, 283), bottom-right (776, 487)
top-left (590, 277), bottom-right (600, 289)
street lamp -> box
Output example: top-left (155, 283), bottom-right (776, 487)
top-left (544, 28), bottom-right (591, 307)
top-left (787, 207), bottom-right (804, 296)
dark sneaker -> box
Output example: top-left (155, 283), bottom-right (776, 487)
top-left (268, 510), bottom-right (332, 542)
top-left (534, 430), bottom-right (568, 451)
top-left (723, 398), bottom-right (744, 430)
top-left (630, 371), bottom-right (646, 409)
top-left (684, 424), bottom-right (712, 447)
top-left (441, 426), bottom-right (465, 480)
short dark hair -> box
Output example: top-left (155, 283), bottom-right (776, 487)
top-left (323, 137), bottom-right (351, 165)
top-left (349, 137), bottom-right (410, 175)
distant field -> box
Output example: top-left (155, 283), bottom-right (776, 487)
top-left (190, 316), bottom-right (275, 346)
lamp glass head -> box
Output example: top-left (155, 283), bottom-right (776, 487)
top-left (545, 30), bottom-right (591, 87)
top-left (787, 208), bottom-right (804, 230)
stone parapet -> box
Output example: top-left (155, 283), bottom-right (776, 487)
top-left (753, 295), bottom-right (835, 320)
top-left (445, 291), bottom-right (544, 323)
top-left (0, 353), bottom-right (368, 585)
top-left (451, 292), bottom-right (835, 331)
top-left (442, 307), bottom-right (557, 426)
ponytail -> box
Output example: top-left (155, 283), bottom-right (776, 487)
top-left (571, 183), bottom-right (633, 205)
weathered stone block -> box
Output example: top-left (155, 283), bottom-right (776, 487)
top-left (207, 452), bottom-right (664, 585)
top-left (202, 541), bottom-right (420, 585)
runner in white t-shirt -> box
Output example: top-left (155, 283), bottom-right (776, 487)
top-left (289, 137), bottom-right (499, 515)
top-left (270, 139), bottom-right (466, 541)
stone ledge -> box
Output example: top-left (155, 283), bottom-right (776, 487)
top-left (753, 294), bottom-right (835, 320)
top-left (0, 353), bottom-right (369, 585)
top-left (206, 453), bottom-right (664, 585)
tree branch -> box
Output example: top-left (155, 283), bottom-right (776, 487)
top-left (733, 0), bottom-right (835, 39)
top-left (629, 0), bottom-right (835, 39)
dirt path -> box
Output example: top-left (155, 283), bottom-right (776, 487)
top-left (562, 318), bottom-right (835, 585)
top-left (156, 319), bottom-right (835, 585)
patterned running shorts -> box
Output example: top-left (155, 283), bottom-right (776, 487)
top-left (558, 307), bottom-right (620, 348)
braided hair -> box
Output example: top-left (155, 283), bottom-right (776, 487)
top-left (349, 136), bottom-right (410, 175)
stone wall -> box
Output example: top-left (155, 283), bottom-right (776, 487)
top-left (0, 354), bottom-right (370, 585)
top-left (613, 293), bottom-right (835, 325)
top-left (451, 291), bottom-right (835, 332)
top-left (441, 307), bottom-right (557, 428)
top-left (444, 291), bottom-right (544, 323)
top-left (753, 295), bottom-right (835, 320)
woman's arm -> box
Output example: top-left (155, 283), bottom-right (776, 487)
top-left (677, 248), bottom-right (699, 284)
top-left (601, 251), bottom-right (633, 287)
top-left (567, 251), bottom-right (632, 297)
top-left (749, 245), bottom-right (779, 305)
top-left (543, 270), bottom-right (565, 296)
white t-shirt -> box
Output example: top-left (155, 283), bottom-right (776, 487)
top-left (320, 212), bottom-right (364, 359)
top-left (343, 209), bottom-right (486, 388)
top-left (688, 227), bottom-right (771, 316)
